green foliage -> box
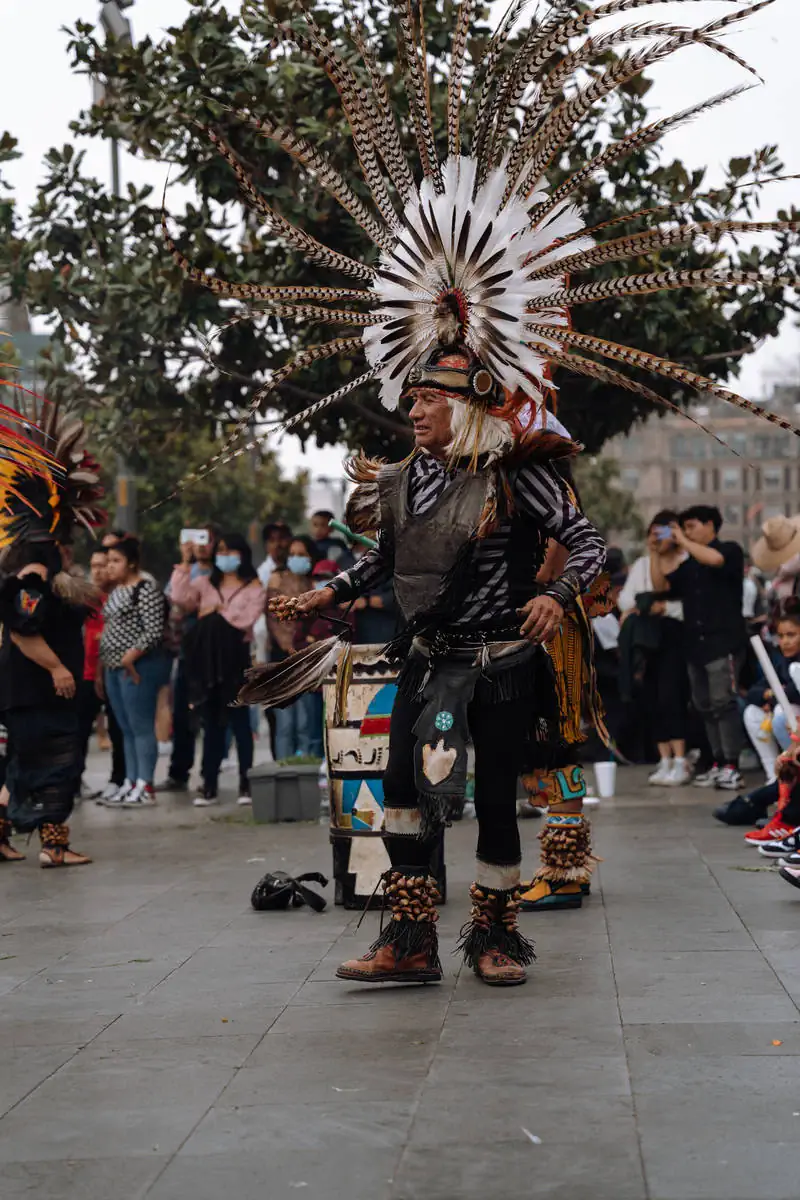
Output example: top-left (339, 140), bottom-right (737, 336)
top-left (107, 428), bottom-right (307, 580)
top-left (0, 0), bottom-right (798, 482)
top-left (573, 456), bottom-right (645, 543)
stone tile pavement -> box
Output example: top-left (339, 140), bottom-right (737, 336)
top-left (1, 758), bottom-right (799, 1200)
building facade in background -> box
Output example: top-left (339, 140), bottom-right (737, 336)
top-left (605, 383), bottom-right (800, 552)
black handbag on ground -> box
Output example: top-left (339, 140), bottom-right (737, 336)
top-left (250, 870), bottom-right (329, 913)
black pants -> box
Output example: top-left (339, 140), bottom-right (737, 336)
top-left (4, 703), bottom-right (81, 832)
top-left (647, 618), bottom-right (689, 744)
top-left (201, 704), bottom-right (253, 792)
top-left (106, 700), bottom-right (126, 786)
top-left (77, 679), bottom-right (101, 779)
top-left (687, 650), bottom-right (746, 766)
top-left (168, 659), bottom-right (196, 784)
top-left (382, 687), bottom-right (537, 870)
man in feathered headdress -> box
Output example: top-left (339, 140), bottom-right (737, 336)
top-left (271, 335), bottom-right (606, 985)
top-left (0, 393), bottom-right (104, 868)
top-left (166, 0), bottom-right (800, 977)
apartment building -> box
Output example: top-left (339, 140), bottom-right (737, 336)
top-left (604, 383), bottom-right (800, 551)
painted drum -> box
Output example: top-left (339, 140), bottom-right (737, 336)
top-left (324, 646), bottom-right (396, 907)
top-left (324, 645), bottom-right (446, 908)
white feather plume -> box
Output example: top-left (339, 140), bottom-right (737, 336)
top-left (362, 155), bottom-right (590, 409)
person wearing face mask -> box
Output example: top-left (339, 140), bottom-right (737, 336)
top-left (266, 535), bottom-right (321, 758)
top-left (170, 533), bottom-right (265, 805)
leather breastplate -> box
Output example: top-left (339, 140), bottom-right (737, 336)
top-left (377, 460), bottom-right (487, 623)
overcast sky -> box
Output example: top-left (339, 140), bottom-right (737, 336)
top-left (2, 0), bottom-right (799, 477)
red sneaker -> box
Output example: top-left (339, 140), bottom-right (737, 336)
top-left (744, 819), bottom-right (793, 845)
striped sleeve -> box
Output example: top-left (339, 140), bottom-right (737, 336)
top-left (327, 529), bottom-right (395, 602)
top-left (512, 461), bottom-right (606, 595)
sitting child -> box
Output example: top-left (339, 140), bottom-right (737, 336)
top-left (741, 601), bottom-right (800, 784)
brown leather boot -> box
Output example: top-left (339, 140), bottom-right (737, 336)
top-left (0, 813), bottom-right (25, 862)
top-left (337, 870), bottom-right (442, 984)
top-left (39, 823), bottom-right (92, 869)
top-left (475, 949), bottom-right (527, 985)
top-left (457, 882), bottom-right (535, 987)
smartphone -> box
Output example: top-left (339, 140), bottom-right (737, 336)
top-left (654, 525), bottom-right (673, 542)
top-left (180, 528), bottom-right (210, 546)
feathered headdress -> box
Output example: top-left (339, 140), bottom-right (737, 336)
top-left (0, 365), bottom-right (105, 551)
top-left (165, 0), bottom-right (800, 488)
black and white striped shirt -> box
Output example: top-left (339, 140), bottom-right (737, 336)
top-left (330, 453), bottom-right (605, 627)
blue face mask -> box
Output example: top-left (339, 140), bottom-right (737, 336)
top-left (288, 554), bottom-right (312, 576)
top-left (215, 553), bottom-right (241, 574)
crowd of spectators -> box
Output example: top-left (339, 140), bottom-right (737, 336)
top-left (592, 505), bottom-right (800, 866)
top-left (5, 510), bottom-right (397, 814)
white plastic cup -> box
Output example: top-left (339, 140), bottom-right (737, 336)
top-left (593, 761), bottom-right (617, 800)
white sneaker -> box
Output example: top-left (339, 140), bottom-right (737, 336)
top-left (96, 781), bottom-right (122, 805)
top-left (648, 760), bottom-right (673, 786)
top-left (715, 765), bottom-right (745, 792)
top-left (665, 758), bottom-right (692, 786)
top-left (102, 780), bottom-right (134, 806)
top-left (693, 766), bottom-right (721, 788)
top-left (193, 789), bottom-right (218, 807)
top-left (123, 780), bottom-right (156, 806)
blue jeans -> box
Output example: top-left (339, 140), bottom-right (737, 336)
top-left (274, 700), bottom-right (307, 761)
top-left (201, 704), bottom-right (254, 791)
top-left (105, 652), bottom-right (172, 784)
top-left (274, 692), bottom-right (323, 760)
top-left (772, 709), bottom-right (794, 752)
top-left (299, 691), bottom-right (324, 757)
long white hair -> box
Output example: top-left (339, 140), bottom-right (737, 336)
top-left (446, 396), bottom-right (514, 461)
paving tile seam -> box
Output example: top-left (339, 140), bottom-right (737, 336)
top-left (604, 804), bottom-right (666, 1200)
top-left (683, 823), bottom-right (800, 1019)
top-left (389, 959), bottom-right (467, 1200)
top-left (140, 936), bottom-right (334, 1196)
top-left (0, 1013), bottom-right (123, 1121)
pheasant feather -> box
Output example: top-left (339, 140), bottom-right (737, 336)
top-left (162, 0), bottom-right (800, 501)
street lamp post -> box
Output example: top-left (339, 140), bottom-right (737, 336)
top-left (97, 1), bottom-right (138, 533)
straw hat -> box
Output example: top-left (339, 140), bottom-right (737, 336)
top-left (751, 515), bottom-right (800, 572)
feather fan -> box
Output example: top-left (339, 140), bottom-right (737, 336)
top-left (162, 0), bottom-right (800, 500)
top-left (237, 633), bottom-right (350, 709)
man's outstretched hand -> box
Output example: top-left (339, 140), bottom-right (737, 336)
top-left (518, 595), bottom-right (564, 644)
top-left (268, 587), bottom-right (335, 621)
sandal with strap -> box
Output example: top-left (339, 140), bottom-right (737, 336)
top-left (0, 813), bottom-right (25, 862)
top-left (38, 823), bottom-right (92, 869)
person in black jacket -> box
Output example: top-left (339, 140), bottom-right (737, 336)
top-left (651, 505), bottom-right (747, 793)
top-left (0, 542), bottom-right (95, 867)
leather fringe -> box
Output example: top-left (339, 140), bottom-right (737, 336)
top-left (363, 870), bottom-right (442, 967)
top-left (455, 884), bottom-right (536, 968)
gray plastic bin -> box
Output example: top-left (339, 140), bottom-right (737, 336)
top-left (250, 762), bottom-right (321, 823)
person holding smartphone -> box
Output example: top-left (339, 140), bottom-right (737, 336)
top-left (170, 533), bottom-right (265, 805)
top-left (650, 505), bottom-right (747, 793)
top-left (618, 511), bottom-right (691, 785)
